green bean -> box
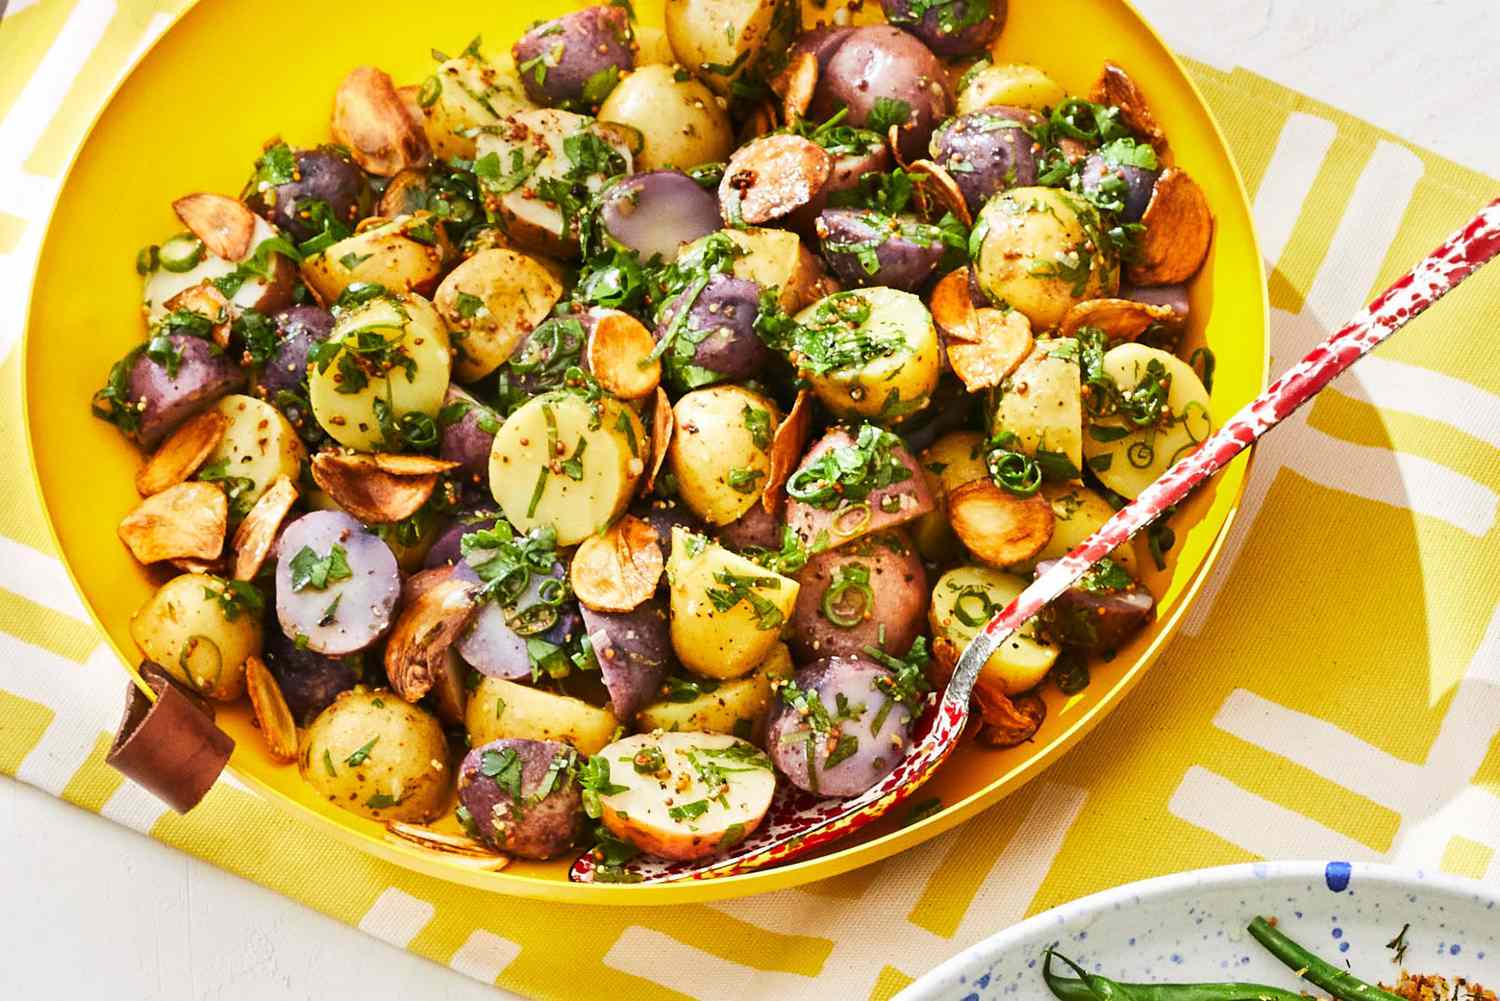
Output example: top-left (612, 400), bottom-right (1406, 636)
top-left (1246, 917), bottom-right (1405, 1001)
top-left (1042, 949), bottom-right (1310, 1001)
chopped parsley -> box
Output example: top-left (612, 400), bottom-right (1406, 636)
top-left (288, 543), bottom-right (353, 592)
top-left (784, 423), bottom-right (912, 510)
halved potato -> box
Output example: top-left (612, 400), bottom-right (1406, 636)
top-left (633, 643), bottom-right (791, 738)
top-left (668, 384), bottom-right (780, 526)
top-left (989, 337), bottom-right (1083, 479)
top-left (1008, 481), bottom-right (1138, 575)
top-left (489, 390), bottom-right (646, 546)
top-left (1081, 343), bottom-right (1212, 499)
top-left (595, 730), bottom-right (777, 860)
top-left (791, 287), bottom-right (942, 421)
top-left (307, 292), bottom-right (452, 451)
top-left (301, 212), bottom-right (452, 304)
top-left (419, 53), bottom-right (535, 160)
top-left (130, 572), bottom-right (263, 701)
top-left (143, 215), bottom-right (294, 321)
top-left (957, 61), bottom-right (1066, 114)
top-left (973, 186), bottom-right (1119, 331)
top-left (678, 227), bottom-right (834, 314)
top-left (929, 565), bottom-right (1059, 696)
top-left (474, 108), bottom-right (634, 258)
top-left (199, 394), bottom-right (306, 513)
top-left (436, 248), bottom-right (562, 383)
top-left (666, 527), bottom-right (799, 679)
top-left (465, 676), bottom-right (618, 755)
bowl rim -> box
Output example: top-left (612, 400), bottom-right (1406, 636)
top-left (19, 0), bottom-right (1270, 904)
top-left (899, 859), bottom-right (1500, 999)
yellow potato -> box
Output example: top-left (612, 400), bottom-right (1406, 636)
top-left (299, 690), bottom-right (451, 823)
top-left (666, 527), bottom-right (800, 679)
top-left (129, 572), bottom-right (263, 701)
top-left (465, 677), bottom-right (618, 755)
top-left (599, 64), bottom-right (734, 171)
top-left (300, 212), bottom-right (452, 304)
top-left (958, 62), bottom-right (1067, 114)
top-left (665, 0), bottom-right (799, 98)
top-left (307, 292), bottom-right (452, 451)
top-left (989, 337), bottom-right (1083, 478)
top-left (418, 53), bottom-right (534, 160)
top-left (199, 394), bottom-right (305, 515)
top-left (1009, 482), bottom-right (1138, 575)
top-left (634, 643), bottom-right (792, 738)
top-left (973, 187), bottom-right (1119, 331)
top-left (929, 565), bottom-right (1059, 696)
top-left (792, 287), bottom-right (942, 421)
top-left (434, 248), bottom-right (563, 382)
top-left (911, 431), bottom-right (988, 562)
top-left (1081, 343), bottom-right (1213, 499)
top-left (489, 390), bottom-right (646, 546)
top-left (667, 384), bottom-right (780, 526)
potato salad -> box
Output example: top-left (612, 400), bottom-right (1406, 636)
top-left (94, 0), bottom-right (1218, 875)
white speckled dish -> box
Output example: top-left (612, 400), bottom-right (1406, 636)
top-left (901, 861), bottom-right (1500, 1000)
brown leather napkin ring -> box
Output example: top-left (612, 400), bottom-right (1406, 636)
top-left (106, 663), bottom-right (234, 813)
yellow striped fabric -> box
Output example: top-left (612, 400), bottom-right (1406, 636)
top-left (2, 5), bottom-right (1498, 999)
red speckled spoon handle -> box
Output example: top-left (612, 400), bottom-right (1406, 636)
top-left (573, 197), bottom-right (1500, 885)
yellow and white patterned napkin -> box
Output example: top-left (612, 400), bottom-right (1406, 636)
top-left (2, 3), bottom-right (1498, 999)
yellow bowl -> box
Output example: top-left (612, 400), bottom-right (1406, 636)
top-left (23, 0), bottom-right (1266, 903)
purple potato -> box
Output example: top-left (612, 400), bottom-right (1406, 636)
top-left (783, 142), bottom-right (892, 237)
top-left (789, 531), bottom-right (926, 662)
top-left (815, 208), bottom-right (944, 292)
top-left (881, 0), bottom-right (1004, 58)
top-left (930, 107), bottom-right (1041, 214)
top-left (1081, 153), bottom-right (1159, 223)
top-left (453, 560), bottom-right (582, 679)
top-left (275, 512), bottom-right (401, 655)
top-left (261, 627), bottom-right (358, 725)
top-left (766, 655), bottom-right (916, 796)
top-left (600, 171), bottom-right (721, 263)
top-left (457, 738), bottom-right (583, 858)
top-left (423, 508), bottom-right (500, 570)
top-left (811, 26), bottom-right (952, 162)
top-left (248, 147), bottom-right (370, 244)
top-left (1119, 281), bottom-right (1189, 322)
top-left (630, 498), bottom-right (706, 561)
top-left (512, 5), bottom-right (634, 109)
top-left (127, 334), bottom-right (246, 447)
top-left (789, 25), bottom-right (855, 72)
top-left (580, 599), bottom-right (672, 720)
top-left (439, 385), bottom-right (501, 490)
top-left (255, 305), bottom-right (334, 395)
top-left (1036, 559), bottom-right (1156, 655)
top-left (716, 503), bottom-right (783, 552)
top-left (505, 314), bottom-right (587, 398)
top-left (786, 428), bottom-right (936, 551)
top-left (895, 378), bottom-right (974, 453)
top-left (653, 274), bottom-right (771, 386)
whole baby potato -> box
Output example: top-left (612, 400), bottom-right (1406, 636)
top-left (457, 738), bottom-right (582, 859)
top-left (599, 64), bottom-right (734, 170)
top-left (811, 25), bottom-right (951, 162)
top-left (246, 145), bottom-right (371, 244)
top-left (299, 689), bottom-right (450, 822)
top-left (130, 573), bottom-right (264, 702)
top-left (512, 5), bottom-right (635, 110)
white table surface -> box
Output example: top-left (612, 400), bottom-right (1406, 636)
top-left (3, 3), bottom-right (1497, 999)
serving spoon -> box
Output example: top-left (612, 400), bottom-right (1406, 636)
top-left (572, 197), bottom-right (1500, 885)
